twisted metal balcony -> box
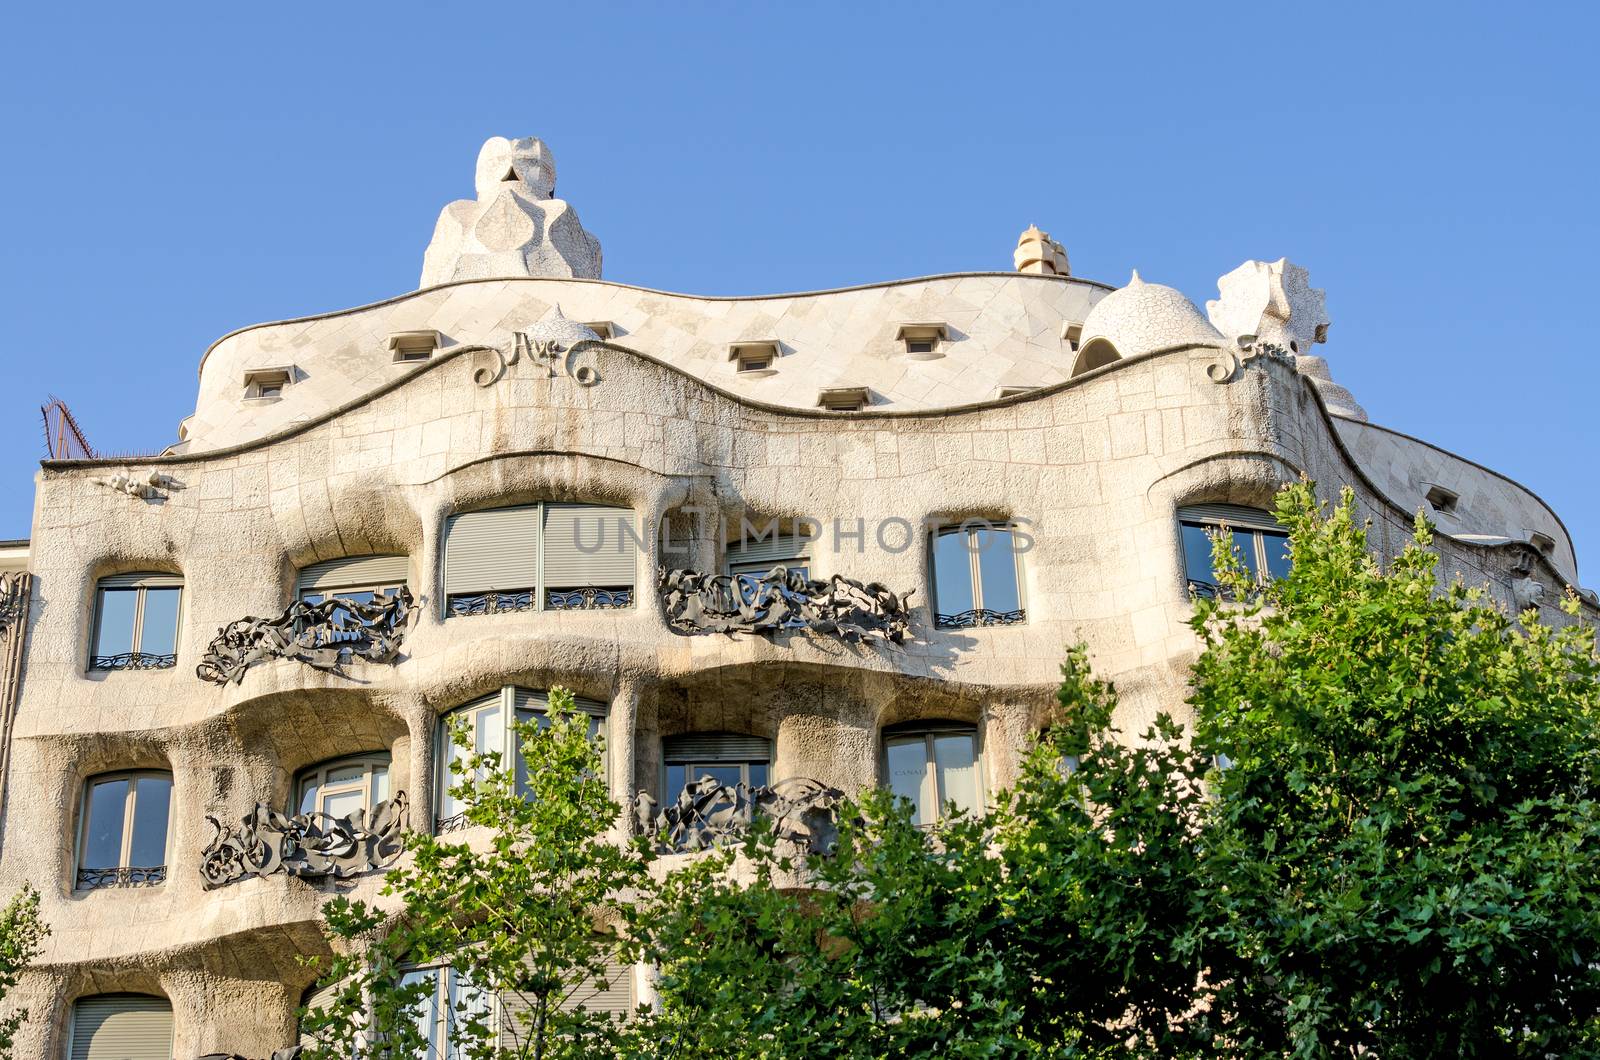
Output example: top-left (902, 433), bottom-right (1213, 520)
top-left (77, 865), bottom-right (166, 889)
top-left (89, 651), bottom-right (177, 671)
top-left (934, 608), bottom-right (1026, 630)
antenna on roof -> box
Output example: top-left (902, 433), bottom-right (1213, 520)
top-left (40, 397), bottom-right (95, 460)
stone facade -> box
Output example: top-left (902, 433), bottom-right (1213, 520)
top-left (0, 136), bottom-right (1592, 1058)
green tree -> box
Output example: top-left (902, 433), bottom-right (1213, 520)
top-left (300, 688), bottom-right (649, 1060)
top-left (0, 885), bottom-right (46, 1059)
top-left (1191, 482), bottom-right (1600, 1057)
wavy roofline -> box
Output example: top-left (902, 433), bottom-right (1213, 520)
top-left (194, 270), bottom-right (1117, 378)
top-left (44, 336), bottom-right (1586, 593)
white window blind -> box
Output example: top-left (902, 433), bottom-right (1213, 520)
top-left (444, 506), bottom-right (540, 595)
top-left (69, 994), bottom-right (173, 1060)
top-left (542, 504), bottom-right (636, 588)
top-left (296, 554), bottom-right (409, 594)
top-left (663, 733), bottom-right (772, 762)
top-left (1177, 503), bottom-right (1283, 532)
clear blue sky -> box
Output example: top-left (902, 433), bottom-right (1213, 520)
top-left (3, 3), bottom-right (1596, 582)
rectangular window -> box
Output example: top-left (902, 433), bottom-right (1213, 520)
top-left (1178, 503), bottom-right (1290, 599)
top-left (662, 732), bottom-right (773, 804)
top-left (884, 725), bottom-right (981, 826)
top-left (930, 524), bottom-right (1025, 629)
top-left (78, 772), bottom-right (173, 888)
top-left (91, 573), bottom-right (182, 670)
top-left (443, 504), bottom-right (635, 618)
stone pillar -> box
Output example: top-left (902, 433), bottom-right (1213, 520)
top-left (0, 573), bottom-right (33, 857)
top-left (164, 967), bottom-right (296, 1059)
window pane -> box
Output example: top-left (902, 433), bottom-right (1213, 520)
top-left (886, 737), bottom-right (931, 826)
top-left (748, 762), bottom-right (769, 789)
top-left (81, 779), bottom-right (129, 869)
top-left (931, 531), bottom-right (974, 617)
top-left (321, 789), bottom-right (364, 821)
top-left (94, 590), bottom-right (138, 657)
top-left (664, 764), bottom-right (686, 801)
top-left (696, 764), bottom-right (744, 789)
top-left (325, 765), bottom-right (365, 786)
top-left (1262, 531), bottom-right (1292, 581)
top-left (139, 588), bottom-right (182, 656)
top-left (128, 776), bottom-right (171, 866)
top-left (973, 529), bottom-right (1021, 613)
top-left (399, 968), bottom-right (441, 1059)
top-left (372, 765), bottom-right (390, 804)
top-left (447, 968), bottom-right (490, 1060)
top-left (476, 706), bottom-right (503, 758)
top-left (1180, 523), bottom-right (1218, 585)
top-left (297, 779), bottom-right (319, 816)
top-left (933, 733), bottom-right (979, 818)
top-left (1230, 529), bottom-right (1260, 580)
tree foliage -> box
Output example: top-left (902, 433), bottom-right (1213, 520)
top-left (0, 885), bottom-right (46, 1060)
top-left (304, 482), bottom-right (1600, 1058)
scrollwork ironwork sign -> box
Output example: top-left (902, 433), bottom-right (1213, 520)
top-left (1205, 336), bottom-right (1295, 384)
top-left (660, 566), bottom-right (912, 643)
top-left (473, 332), bottom-right (601, 389)
top-left (634, 775), bottom-right (847, 856)
top-left (200, 792), bottom-right (408, 889)
top-left (196, 588), bottom-right (415, 685)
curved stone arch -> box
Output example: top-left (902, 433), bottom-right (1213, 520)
top-left (1070, 336), bottom-right (1122, 377)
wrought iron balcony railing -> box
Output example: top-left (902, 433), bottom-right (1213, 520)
top-left (196, 589), bottom-right (415, 685)
top-left (446, 587), bottom-right (632, 617)
top-left (934, 608), bottom-right (1026, 630)
top-left (200, 793), bottom-right (408, 889)
top-left (634, 775), bottom-right (847, 856)
top-left (89, 652), bottom-right (177, 671)
top-left (660, 566), bottom-right (912, 643)
top-left (77, 864), bottom-right (166, 889)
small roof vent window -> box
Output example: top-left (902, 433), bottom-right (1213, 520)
top-left (1527, 531), bottom-right (1556, 558)
top-left (817, 386), bottom-right (870, 412)
top-left (582, 321), bottom-right (615, 340)
top-left (387, 330), bottom-right (443, 363)
top-left (1423, 483), bottom-right (1459, 516)
top-left (242, 366), bottom-right (294, 402)
top-left (728, 340), bottom-right (781, 376)
top-left (895, 322), bottom-right (949, 361)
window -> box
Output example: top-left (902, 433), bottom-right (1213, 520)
top-left (243, 365), bottom-right (294, 401)
top-left (295, 753), bottom-right (392, 820)
top-left (582, 321), bottom-right (616, 340)
top-left (1178, 503), bottom-right (1291, 599)
top-left (436, 687), bottom-right (607, 831)
top-left (1527, 530), bottom-right (1557, 558)
top-left (500, 958), bottom-right (635, 1041)
top-left (90, 573), bottom-right (181, 670)
top-left (68, 994), bottom-right (173, 1060)
top-left (727, 340), bottom-right (780, 375)
top-left (297, 554), bottom-right (408, 607)
top-left (895, 322), bottom-right (949, 360)
top-left (663, 733), bottom-right (772, 804)
top-left (400, 964), bottom-right (492, 1060)
top-left (77, 771), bottom-right (172, 888)
top-left (1423, 483), bottom-right (1459, 516)
top-left (725, 522), bottom-right (816, 582)
top-left (388, 329), bottom-right (443, 363)
top-left (442, 503), bottom-right (636, 617)
top-left (930, 522), bottom-right (1026, 629)
top-left (1062, 321), bottom-right (1084, 352)
top-left (816, 386), bottom-right (870, 412)
top-left (883, 723), bottom-right (982, 826)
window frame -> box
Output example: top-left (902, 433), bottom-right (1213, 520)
top-left (442, 502), bottom-right (637, 618)
top-left (75, 770), bottom-right (174, 889)
top-left (1177, 504), bottom-right (1290, 599)
top-left (928, 521), bottom-right (1027, 629)
top-left (435, 686), bottom-right (609, 832)
top-left (67, 992), bottom-right (174, 1060)
top-left (661, 733), bottom-right (774, 803)
top-left (881, 721), bottom-right (985, 826)
top-left (293, 752), bottom-right (394, 819)
top-left (89, 574), bottom-right (183, 671)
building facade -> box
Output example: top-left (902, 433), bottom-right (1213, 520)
top-left (1, 135), bottom-right (1592, 1058)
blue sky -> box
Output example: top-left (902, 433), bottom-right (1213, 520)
top-left (2, 3), bottom-right (1596, 582)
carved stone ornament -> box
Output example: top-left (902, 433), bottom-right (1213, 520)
top-left (200, 793), bottom-right (408, 889)
top-left (473, 331), bottom-right (601, 389)
top-left (1204, 335), bottom-right (1296, 385)
top-left (660, 566), bottom-right (913, 643)
top-left (196, 588), bottom-right (415, 685)
top-left (90, 470), bottom-right (184, 501)
top-left (634, 775), bottom-right (848, 856)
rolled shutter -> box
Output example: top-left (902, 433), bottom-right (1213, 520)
top-left (499, 959), bottom-right (635, 1046)
top-left (511, 687), bottom-right (607, 717)
top-left (725, 528), bottom-right (815, 568)
top-left (542, 505), bottom-right (636, 589)
top-left (663, 733), bottom-right (772, 762)
top-left (99, 572), bottom-right (183, 589)
top-left (444, 506), bottom-right (540, 595)
top-left (70, 994), bottom-right (173, 1060)
top-left (297, 979), bottom-right (345, 1048)
top-left (297, 554), bottom-right (409, 594)
top-left (1177, 504), bottom-right (1282, 533)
